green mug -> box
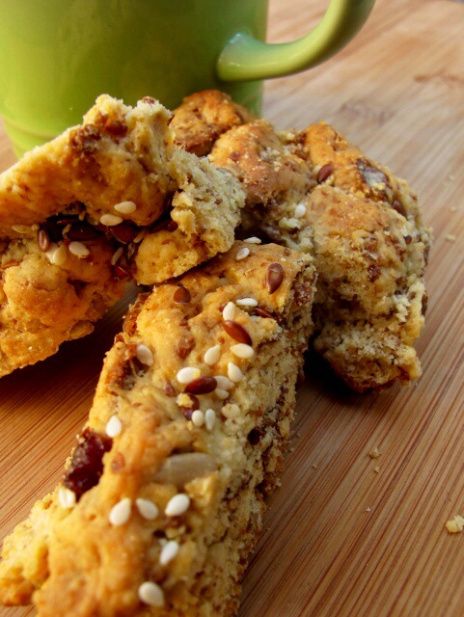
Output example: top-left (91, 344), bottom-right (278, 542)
top-left (0, 0), bottom-right (374, 157)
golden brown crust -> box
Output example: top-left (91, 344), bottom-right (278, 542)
top-left (210, 120), bottom-right (312, 207)
top-left (0, 95), bottom-right (244, 376)
top-left (170, 90), bottom-right (253, 157)
top-left (0, 242), bottom-right (316, 616)
top-left (173, 90), bottom-right (431, 391)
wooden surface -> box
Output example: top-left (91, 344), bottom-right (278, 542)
top-left (1, 0), bottom-right (463, 615)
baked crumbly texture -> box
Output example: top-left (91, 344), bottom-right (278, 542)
top-left (170, 90), bottom-right (252, 157)
top-left (172, 90), bottom-right (432, 392)
top-left (0, 94), bottom-right (244, 377)
top-left (0, 242), bottom-right (316, 616)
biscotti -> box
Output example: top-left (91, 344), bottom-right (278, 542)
top-left (0, 241), bottom-right (316, 616)
top-left (172, 90), bottom-right (431, 392)
top-left (0, 94), bottom-right (244, 376)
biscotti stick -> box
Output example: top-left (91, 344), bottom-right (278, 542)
top-left (0, 241), bottom-right (316, 616)
top-left (0, 94), bottom-right (244, 377)
top-left (172, 90), bottom-right (431, 392)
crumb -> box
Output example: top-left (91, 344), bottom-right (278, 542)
top-left (445, 515), bottom-right (464, 534)
top-left (447, 174), bottom-right (456, 181)
top-left (373, 465), bottom-right (380, 474)
top-left (449, 207), bottom-right (457, 212)
top-left (365, 507), bottom-right (372, 513)
top-left (368, 447), bottom-right (381, 459)
top-left (445, 234), bottom-right (456, 242)
top-left (312, 463), bottom-right (318, 469)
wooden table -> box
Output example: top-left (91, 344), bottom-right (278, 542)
top-left (1, 1), bottom-right (463, 615)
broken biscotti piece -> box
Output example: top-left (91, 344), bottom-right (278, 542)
top-left (170, 90), bottom-right (253, 157)
top-left (0, 242), bottom-right (315, 616)
top-left (171, 90), bottom-right (431, 392)
top-left (0, 94), bottom-right (244, 377)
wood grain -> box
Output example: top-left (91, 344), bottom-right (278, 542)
top-left (0, 1), bottom-right (463, 615)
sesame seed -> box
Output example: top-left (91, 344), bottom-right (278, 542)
top-left (100, 213), bottom-right (123, 227)
top-left (231, 344), bottom-right (255, 359)
top-left (109, 498), bottom-right (132, 526)
top-left (114, 200), bottom-right (137, 215)
top-left (138, 581), bottom-right (164, 607)
top-left (165, 493), bottom-right (190, 516)
top-left (176, 367), bottom-right (201, 384)
top-left (111, 247), bottom-right (124, 265)
top-left (135, 498), bottom-right (159, 520)
top-left (227, 362), bottom-right (244, 383)
top-left (105, 415), bottom-right (122, 438)
top-left (160, 540), bottom-right (179, 566)
top-left (215, 388), bottom-right (230, 400)
top-left (294, 203), bottom-right (306, 218)
top-left (68, 241), bottom-right (90, 259)
top-left (133, 230), bottom-right (145, 244)
top-left (243, 236), bottom-right (262, 244)
top-left (214, 376), bottom-right (234, 390)
top-left (222, 301), bottom-right (236, 321)
top-left (235, 246), bottom-right (250, 261)
top-left (204, 344), bottom-right (221, 366)
top-left (236, 297), bottom-right (258, 308)
top-left (58, 486), bottom-right (76, 509)
top-left (136, 343), bottom-right (154, 366)
top-left (191, 409), bottom-right (205, 427)
top-left (205, 409), bottom-right (216, 431)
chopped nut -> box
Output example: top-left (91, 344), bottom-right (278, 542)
top-left (154, 453), bottom-right (216, 485)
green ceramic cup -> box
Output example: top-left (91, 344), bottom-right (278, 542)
top-left (0, 0), bottom-right (374, 156)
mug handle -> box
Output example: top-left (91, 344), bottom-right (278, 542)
top-left (217, 0), bottom-right (375, 81)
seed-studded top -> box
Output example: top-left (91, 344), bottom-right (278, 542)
top-left (0, 94), bottom-right (245, 376)
top-left (0, 242), bottom-right (316, 615)
top-left (171, 89), bottom-right (432, 392)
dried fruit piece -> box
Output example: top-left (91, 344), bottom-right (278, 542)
top-left (63, 428), bottom-right (112, 500)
